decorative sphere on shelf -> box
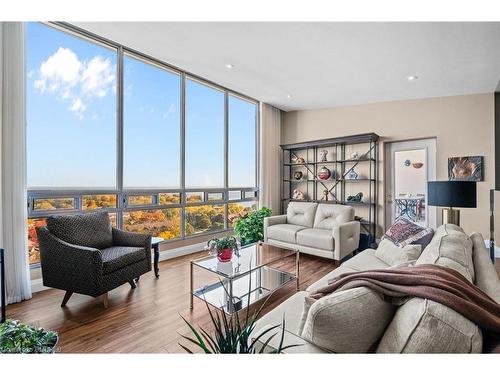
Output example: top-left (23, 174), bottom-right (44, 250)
top-left (318, 166), bottom-right (331, 180)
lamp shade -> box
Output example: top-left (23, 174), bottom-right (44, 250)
top-left (428, 181), bottom-right (477, 208)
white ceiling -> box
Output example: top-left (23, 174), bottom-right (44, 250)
top-left (74, 22), bottom-right (500, 111)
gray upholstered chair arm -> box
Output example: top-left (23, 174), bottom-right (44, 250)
top-left (264, 215), bottom-right (287, 242)
top-left (332, 221), bottom-right (360, 260)
top-left (38, 227), bottom-right (103, 264)
top-left (37, 227), bottom-right (104, 293)
top-left (265, 215), bottom-right (287, 227)
top-left (112, 228), bottom-right (152, 263)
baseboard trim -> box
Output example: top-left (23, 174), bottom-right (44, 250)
top-left (30, 241), bottom-right (206, 294)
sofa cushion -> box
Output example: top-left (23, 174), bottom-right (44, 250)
top-left (375, 239), bottom-right (422, 267)
top-left (416, 224), bottom-right (475, 282)
top-left (253, 323), bottom-right (326, 353)
top-left (301, 287), bottom-right (396, 353)
top-left (296, 228), bottom-right (333, 250)
top-left (46, 210), bottom-right (113, 250)
top-left (306, 265), bottom-right (359, 293)
top-left (313, 204), bottom-right (354, 229)
top-left (342, 249), bottom-right (391, 271)
top-left (100, 246), bottom-right (146, 274)
top-left (382, 217), bottom-right (434, 248)
top-left (376, 298), bottom-right (482, 353)
top-left (286, 202), bottom-right (318, 227)
top-left (253, 291), bottom-right (310, 336)
top-left (266, 224), bottom-right (307, 244)
top-left (470, 232), bottom-right (500, 303)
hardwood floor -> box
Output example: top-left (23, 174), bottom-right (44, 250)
top-left (6, 251), bottom-right (336, 353)
top-left (7, 253), bottom-right (500, 353)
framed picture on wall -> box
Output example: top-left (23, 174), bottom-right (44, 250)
top-left (448, 156), bottom-right (483, 181)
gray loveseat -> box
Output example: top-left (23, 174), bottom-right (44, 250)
top-left (264, 202), bottom-right (360, 260)
top-left (253, 224), bottom-right (500, 353)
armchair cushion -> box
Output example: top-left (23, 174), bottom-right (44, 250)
top-left (267, 224), bottom-right (307, 243)
top-left (112, 228), bottom-right (152, 249)
top-left (313, 204), bottom-right (354, 229)
top-left (100, 246), bottom-right (147, 274)
top-left (46, 210), bottom-right (113, 250)
top-left (296, 228), bottom-right (333, 250)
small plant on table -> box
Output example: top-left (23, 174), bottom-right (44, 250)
top-left (206, 236), bottom-right (240, 262)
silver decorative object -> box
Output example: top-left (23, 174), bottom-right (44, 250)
top-left (292, 189), bottom-right (305, 200)
top-left (319, 149), bottom-right (328, 162)
top-left (346, 169), bottom-right (359, 180)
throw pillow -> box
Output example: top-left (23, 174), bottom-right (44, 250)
top-left (375, 239), bottom-right (422, 267)
top-left (376, 298), bottom-right (482, 353)
top-left (382, 218), bottom-right (434, 248)
top-left (301, 287), bottom-right (396, 353)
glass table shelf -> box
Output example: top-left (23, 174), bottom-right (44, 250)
top-left (190, 242), bottom-right (299, 314)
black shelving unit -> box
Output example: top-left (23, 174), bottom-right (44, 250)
top-left (280, 133), bottom-right (379, 244)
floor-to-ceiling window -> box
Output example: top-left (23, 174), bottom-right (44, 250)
top-left (26, 22), bottom-right (259, 265)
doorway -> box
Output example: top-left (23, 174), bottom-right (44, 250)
top-left (385, 138), bottom-right (437, 229)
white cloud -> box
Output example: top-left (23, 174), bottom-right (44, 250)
top-left (33, 47), bottom-right (116, 119)
top-left (69, 98), bottom-right (86, 120)
top-left (34, 47), bottom-right (81, 94)
top-left (81, 56), bottom-right (115, 98)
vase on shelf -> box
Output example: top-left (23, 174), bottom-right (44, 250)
top-left (318, 166), bottom-right (331, 180)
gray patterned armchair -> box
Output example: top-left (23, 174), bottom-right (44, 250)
top-left (37, 210), bottom-right (152, 308)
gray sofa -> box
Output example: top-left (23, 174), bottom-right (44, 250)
top-left (253, 224), bottom-right (500, 353)
top-left (264, 202), bottom-right (360, 260)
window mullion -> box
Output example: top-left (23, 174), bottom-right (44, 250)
top-left (224, 90), bottom-right (229, 230)
top-left (180, 72), bottom-right (186, 239)
top-left (116, 46), bottom-right (124, 229)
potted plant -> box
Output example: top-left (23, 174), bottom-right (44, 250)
top-left (179, 281), bottom-right (297, 353)
top-left (206, 236), bottom-right (240, 262)
top-left (0, 319), bottom-right (58, 353)
top-left (234, 207), bottom-right (272, 246)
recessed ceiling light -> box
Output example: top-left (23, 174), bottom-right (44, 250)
top-left (225, 64), bottom-right (234, 69)
top-left (287, 94), bottom-right (292, 99)
top-left (407, 75), bottom-right (419, 81)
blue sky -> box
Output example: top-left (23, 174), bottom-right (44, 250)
top-left (27, 22), bottom-right (256, 190)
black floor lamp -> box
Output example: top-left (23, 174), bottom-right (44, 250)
top-left (1, 248), bottom-right (5, 323)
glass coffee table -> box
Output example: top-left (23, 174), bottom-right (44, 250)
top-left (190, 242), bottom-right (299, 314)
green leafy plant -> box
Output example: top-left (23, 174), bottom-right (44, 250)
top-left (207, 236), bottom-right (239, 252)
top-left (234, 207), bottom-right (272, 246)
top-left (179, 281), bottom-right (297, 354)
top-left (0, 319), bottom-right (58, 354)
